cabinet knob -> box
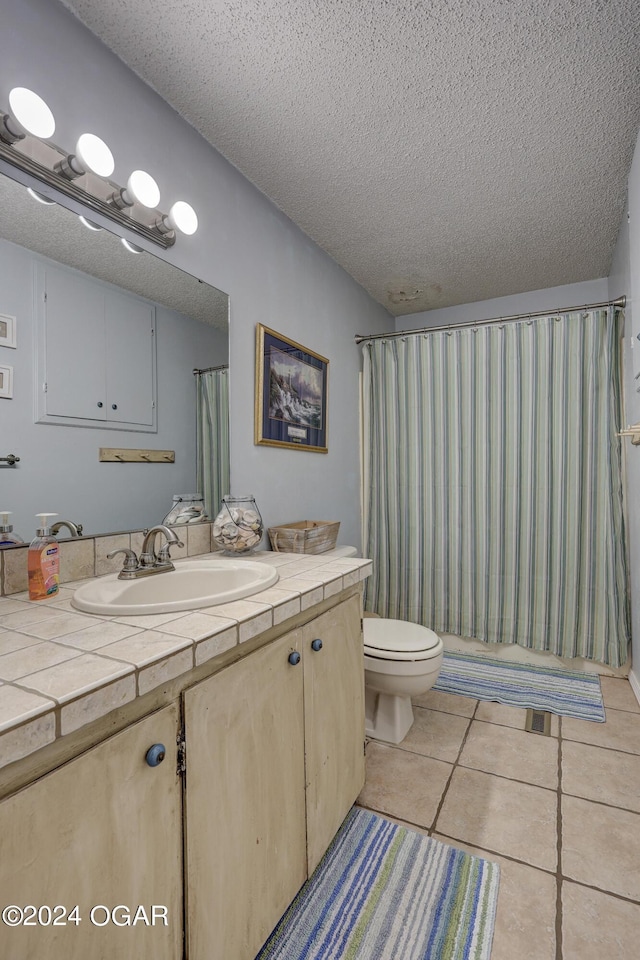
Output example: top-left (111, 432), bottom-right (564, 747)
top-left (145, 743), bottom-right (166, 767)
top-left (97, 401), bottom-right (103, 408)
top-left (112, 403), bottom-right (118, 410)
top-left (311, 638), bottom-right (323, 652)
top-left (288, 651), bottom-right (301, 666)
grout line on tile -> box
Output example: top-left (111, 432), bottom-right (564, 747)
top-left (561, 734), bottom-right (640, 758)
top-left (451, 755), bottom-right (560, 795)
top-left (429, 699), bottom-right (480, 833)
top-left (559, 790), bottom-right (640, 819)
top-left (412, 701), bottom-right (478, 721)
top-left (433, 830), bottom-right (558, 876)
top-left (555, 715), bottom-right (563, 960)
top-left (560, 876), bottom-right (640, 908)
top-left (355, 801), bottom-right (433, 837)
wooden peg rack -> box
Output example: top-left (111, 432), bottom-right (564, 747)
top-left (99, 448), bottom-right (175, 463)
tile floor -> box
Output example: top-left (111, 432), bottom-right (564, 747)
top-left (356, 675), bottom-right (640, 960)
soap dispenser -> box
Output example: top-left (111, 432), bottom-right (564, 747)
top-left (0, 512), bottom-right (24, 546)
top-left (28, 513), bottom-right (60, 600)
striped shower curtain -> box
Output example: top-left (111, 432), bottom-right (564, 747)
top-left (362, 309), bottom-right (630, 667)
top-left (196, 368), bottom-right (230, 520)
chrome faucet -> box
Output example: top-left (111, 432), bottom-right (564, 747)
top-left (140, 525), bottom-right (184, 568)
top-left (51, 519), bottom-right (84, 538)
top-left (108, 525), bottom-right (184, 580)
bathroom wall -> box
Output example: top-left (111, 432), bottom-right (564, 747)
top-left (0, 0), bottom-right (392, 553)
top-left (610, 122), bottom-right (640, 701)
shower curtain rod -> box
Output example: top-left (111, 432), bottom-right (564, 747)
top-left (354, 295), bottom-right (626, 344)
top-left (192, 363), bottom-right (229, 375)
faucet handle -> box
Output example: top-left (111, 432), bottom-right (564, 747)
top-left (107, 547), bottom-right (139, 572)
top-left (158, 539), bottom-right (184, 563)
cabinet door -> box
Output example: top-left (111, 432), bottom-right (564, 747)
top-left (303, 594), bottom-right (365, 874)
top-left (105, 291), bottom-right (155, 426)
top-left (184, 632), bottom-right (307, 960)
top-left (37, 262), bottom-right (157, 430)
top-left (0, 703), bottom-right (183, 960)
top-left (43, 266), bottom-right (107, 420)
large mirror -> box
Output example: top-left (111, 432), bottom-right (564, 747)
top-left (0, 164), bottom-right (229, 544)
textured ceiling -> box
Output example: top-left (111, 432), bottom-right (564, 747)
top-left (60, 0), bottom-right (640, 316)
top-left (0, 172), bottom-right (228, 329)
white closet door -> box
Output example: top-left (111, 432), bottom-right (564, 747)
top-left (105, 291), bottom-right (155, 426)
top-left (43, 267), bottom-right (106, 420)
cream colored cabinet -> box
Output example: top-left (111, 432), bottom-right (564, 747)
top-left (183, 630), bottom-right (308, 960)
top-left (0, 591), bottom-right (364, 960)
top-left (0, 703), bottom-right (183, 960)
top-left (183, 593), bottom-right (365, 960)
top-left (302, 593), bottom-right (365, 874)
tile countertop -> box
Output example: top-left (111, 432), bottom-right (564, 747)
top-left (0, 552), bottom-right (372, 771)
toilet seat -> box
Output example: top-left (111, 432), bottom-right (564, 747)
top-left (363, 618), bottom-right (441, 661)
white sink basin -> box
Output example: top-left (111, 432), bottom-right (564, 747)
top-left (71, 557), bottom-right (279, 616)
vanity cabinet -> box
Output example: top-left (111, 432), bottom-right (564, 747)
top-left (36, 263), bottom-right (156, 430)
top-left (0, 703), bottom-right (183, 960)
top-left (0, 589), bottom-right (365, 960)
top-left (183, 592), bottom-right (364, 960)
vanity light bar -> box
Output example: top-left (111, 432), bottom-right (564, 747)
top-left (0, 137), bottom-right (175, 250)
top-left (1, 88), bottom-right (198, 249)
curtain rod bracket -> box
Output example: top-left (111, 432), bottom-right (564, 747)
top-left (193, 364), bottom-right (229, 375)
top-left (618, 425), bottom-right (640, 445)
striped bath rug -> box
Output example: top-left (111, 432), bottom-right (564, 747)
top-left (256, 807), bottom-right (499, 960)
top-left (433, 651), bottom-right (605, 722)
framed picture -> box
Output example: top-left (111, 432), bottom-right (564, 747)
top-left (0, 313), bottom-right (16, 349)
top-left (0, 364), bottom-right (14, 399)
top-left (255, 324), bottom-right (329, 453)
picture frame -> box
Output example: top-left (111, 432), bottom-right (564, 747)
top-left (255, 324), bottom-right (329, 453)
top-left (0, 313), bottom-right (17, 349)
top-left (0, 364), bottom-right (14, 399)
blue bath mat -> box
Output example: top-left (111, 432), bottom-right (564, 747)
top-left (256, 807), bottom-right (499, 960)
top-left (433, 651), bottom-right (605, 722)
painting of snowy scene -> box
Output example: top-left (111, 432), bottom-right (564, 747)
top-left (255, 324), bottom-right (328, 453)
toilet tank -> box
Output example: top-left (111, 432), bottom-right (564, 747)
top-left (322, 545), bottom-right (358, 558)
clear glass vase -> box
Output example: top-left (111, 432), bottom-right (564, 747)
top-left (212, 495), bottom-right (264, 555)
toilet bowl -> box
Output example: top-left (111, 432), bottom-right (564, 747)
top-left (363, 618), bottom-right (443, 744)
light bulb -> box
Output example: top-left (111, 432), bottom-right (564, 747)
top-left (8, 87), bottom-right (55, 138)
top-left (27, 187), bottom-right (55, 205)
top-left (167, 201), bottom-right (198, 235)
top-left (121, 237), bottom-right (144, 254)
top-left (75, 134), bottom-right (115, 177)
top-left (126, 170), bottom-right (160, 208)
top-left (79, 216), bottom-right (103, 231)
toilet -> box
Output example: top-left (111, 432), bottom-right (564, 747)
top-left (362, 617), bottom-right (443, 744)
top-left (323, 545), bottom-right (444, 744)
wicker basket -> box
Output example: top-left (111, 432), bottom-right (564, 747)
top-left (268, 520), bottom-right (340, 555)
